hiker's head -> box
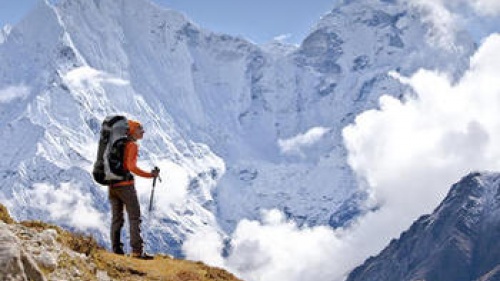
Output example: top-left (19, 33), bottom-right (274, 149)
top-left (128, 120), bottom-right (144, 140)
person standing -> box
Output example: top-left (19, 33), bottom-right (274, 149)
top-left (108, 119), bottom-right (159, 259)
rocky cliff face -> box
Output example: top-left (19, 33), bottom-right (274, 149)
top-left (346, 172), bottom-right (500, 281)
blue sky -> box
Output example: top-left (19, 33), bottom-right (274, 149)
top-left (0, 1), bottom-right (38, 25)
top-left (157, 0), bottom-right (336, 44)
top-left (0, 0), bottom-right (336, 44)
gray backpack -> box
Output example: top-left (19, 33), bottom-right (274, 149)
top-left (92, 115), bottom-right (132, 185)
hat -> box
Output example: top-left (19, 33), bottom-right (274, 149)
top-left (128, 120), bottom-right (142, 135)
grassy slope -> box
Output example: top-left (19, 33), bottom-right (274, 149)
top-left (0, 204), bottom-right (242, 281)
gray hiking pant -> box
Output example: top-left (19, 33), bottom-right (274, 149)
top-left (109, 184), bottom-right (143, 254)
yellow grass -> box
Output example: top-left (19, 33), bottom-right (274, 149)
top-left (0, 203), bottom-right (14, 224)
top-left (95, 252), bottom-right (242, 281)
top-left (0, 204), bottom-right (242, 281)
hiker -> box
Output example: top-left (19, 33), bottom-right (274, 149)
top-left (108, 119), bottom-right (160, 259)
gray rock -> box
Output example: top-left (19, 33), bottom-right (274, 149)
top-left (0, 222), bottom-right (47, 281)
top-left (34, 251), bottom-right (58, 271)
top-left (37, 229), bottom-right (58, 247)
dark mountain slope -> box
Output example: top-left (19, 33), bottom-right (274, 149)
top-left (347, 172), bottom-right (500, 281)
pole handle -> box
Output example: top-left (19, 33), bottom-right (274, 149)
top-left (149, 166), bottom-right (162, 213)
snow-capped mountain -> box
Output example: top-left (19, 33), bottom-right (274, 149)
top-left (0, 0), bottom-right (475, 256)
top-left (215, 0), bottom-right (476, 231)
top-left (0, 0), bottom-right (225, 256)
top-left (346, 172), bottom-right (500, 281)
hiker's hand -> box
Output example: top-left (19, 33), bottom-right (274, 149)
top-left (151, 167), bottom-right (160, 178)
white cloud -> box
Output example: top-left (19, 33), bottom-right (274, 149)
top-left (185, 33), bottom-right (500, 281)
top-left (273, 34), bottom-right (292, 42)
top-left (64, 66), bottom-right (129, 89)
top-left (0, 85), bottom-right (30, 103)
top-left (463, 0), bottom-right (500, 16)
top-left (226, 210), bottom-right (354, 281)
top-left (408, 0), bottom-right (461, 49)
top-left (183, 227), bottom-right (226, 268)
top-left (26, 182), bottom-right (107, 234)
top-left (185, 210), bottom-right (351, 281)
top-left (278, 127), bottom-right (330, 156)
top-left (407, 0), bottom-right (500, 43)
top-left (409, 0), bottom-right (500, 17)
top-left (134, 159), bottom-right (190, 214)
top-left (342, 31), bottom-right (500, 275)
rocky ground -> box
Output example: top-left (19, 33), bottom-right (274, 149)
top-left (0, 204), bottom-right (241, 281)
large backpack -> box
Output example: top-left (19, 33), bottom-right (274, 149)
top-left (92, 115), bottom-right (133, 185)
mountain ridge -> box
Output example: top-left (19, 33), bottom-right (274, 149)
top-left (346, 171), bottom-right (500, 281)
top-left (0, 0), bottom-right (477, 259)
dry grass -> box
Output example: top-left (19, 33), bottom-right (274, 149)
top-left (61, 231), bottom-right (102, 256)
top-left (0, 204), bottom-right (15, 224)
top-left (20, 220), bottom-right (62, 231)
top-left (94, 252), bottom-right (243, 281)
top-left (1, 203), bottom-right (242, 281)
top-left (20, 220), bottom-right (103, 257)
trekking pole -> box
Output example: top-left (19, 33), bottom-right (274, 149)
top-left (148, 167), bottom-right (161, 213)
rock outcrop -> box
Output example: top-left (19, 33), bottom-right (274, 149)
top-left (346, 172), bottom-right (500, 281)
top-left (0, 222), bottom-right (46, 281)
top-left (0, 204), bottom-right (241, 281)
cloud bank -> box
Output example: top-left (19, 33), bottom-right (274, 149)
top-left (342, 32), bottom-right (500, 277)
top-left (184, 210), bottom-right (352, 281)
top-left (27, 182), bottom-right (107, 234)
top-left (408, 0), bottom-right (500, 43)
top-left (134, 159), bottom-right (191, 214)
top-left (184, 33), bottom-right (500, 281)
top-left (344, 33), bottom-right (500, 212)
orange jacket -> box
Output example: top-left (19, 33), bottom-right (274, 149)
top-left (124, 141), bottom-right (153, 178)
top-left (111, 141), bottom-right (153, 187)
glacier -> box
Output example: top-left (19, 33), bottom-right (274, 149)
top-left (0, 0), bottom-right (476, 259)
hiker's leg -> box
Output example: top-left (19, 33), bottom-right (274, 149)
top-left (121, 185), bottom-right (144, 254)
top-left (109, 188), bottom-right (125, 254)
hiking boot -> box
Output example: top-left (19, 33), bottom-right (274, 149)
top-left (113, 248), bottom-right (125, 255)
top-left (112, 243), bottom-right (125, 255)
top-left (132, 252), bottom-right (154, 260)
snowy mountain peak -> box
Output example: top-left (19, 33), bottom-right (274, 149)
top-left (0, 0), bottom-right (228, 256)
top-left (0, 0), bottom-right (478, 259)
top-left (304, 0), bottom-right (474, 79)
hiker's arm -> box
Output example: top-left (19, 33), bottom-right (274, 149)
top-left (124, 143), bottom-right (154, 178)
